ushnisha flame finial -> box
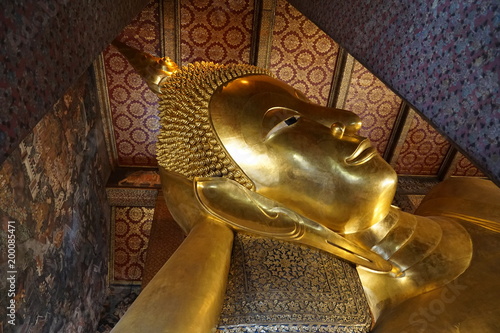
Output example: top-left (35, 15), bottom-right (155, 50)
top-left (111, 39), bottom-right (178, 94)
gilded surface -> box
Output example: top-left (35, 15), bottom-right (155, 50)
top-left (156, 62), bottom-right (271, 189)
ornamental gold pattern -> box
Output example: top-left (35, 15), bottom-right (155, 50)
top-left (156, 62), bottom-right (271, 189)
top-left (218, 234), bottom-right (371, 331)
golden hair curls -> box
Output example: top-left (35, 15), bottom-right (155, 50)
top-left (156, 61), bottom-right (271, 190)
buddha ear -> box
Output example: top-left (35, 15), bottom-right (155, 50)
top-left (159, 168), bottom-right (214, 234)
top-left (158, 169), bottom-right (299, 236)
top-left (194, 176), bottom-right (395, 274)
top-left (194, 176), bottom-right (303, 238)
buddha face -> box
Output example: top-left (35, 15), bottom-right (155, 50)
top-left (209, 75), bottom-right (397, 233)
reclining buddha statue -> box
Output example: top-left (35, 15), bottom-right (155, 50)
top-left (110, 41), bottom-right (500, 333)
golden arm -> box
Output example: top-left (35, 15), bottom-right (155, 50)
top-left (110, 219), bottom-right (233, 333)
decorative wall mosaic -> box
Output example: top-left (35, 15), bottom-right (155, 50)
top-left (0, 69), bottom-right (111, 332)
top-left (0, 0), bottom-right (149, 166)
top-left (141, 193), bottom-right (185, 288)
top-left (287, 0), bottom-right (500, 182)
top-left (270, 0), bottom-right (339, 105)
top-left (180, 0), bottom-right (255, 65)
top-left (395, 111), bottom-right (451, 175)
top-left (104, 0), bottom-right (161, 167)
top-left (111, 207), bottom-right (154, 283)
top-left (453, 153), bottom-right (485, 177)
top-left (344, 60), bottom-right (402, 155)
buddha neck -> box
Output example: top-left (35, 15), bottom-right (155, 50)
top-left (345, 206), bottom-right (473, 317)
top-left (345, 207), bottom-right (429, 272)
top-left (346, 206), bottom-right (472, 277)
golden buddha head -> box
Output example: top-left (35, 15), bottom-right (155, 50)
top-left (157, 62), bottom-right (397, 233)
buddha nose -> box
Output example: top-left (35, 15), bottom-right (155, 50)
top-left (331, 122), bottom-right (346, 139)
top-left (324, 109), bottom-right (362, 136)
top-left (343, 116), bottom-right (362, 135)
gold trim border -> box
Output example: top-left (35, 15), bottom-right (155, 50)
top-left (93, 54), bottom-right (118, 170)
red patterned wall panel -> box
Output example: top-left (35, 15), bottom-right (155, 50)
top-left (113, 207), bottom-right (154, 282)
top-left (180, 0), bottom-right (255, 65)
top-left (104, 0), bottom-right (161, 166)
top-left (343, 60), bottom-right (402, 155)
top-left (394, 111), bottom-right (451, 175)
top-left (269, 0), bottom-right (339, 105)
top-left (452, 153), bottom-right (485, 177)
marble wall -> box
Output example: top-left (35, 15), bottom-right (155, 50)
top-left (0, 68), bottom-right (111, 332)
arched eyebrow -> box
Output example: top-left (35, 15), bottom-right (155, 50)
top-left (262, 107), bottom-right (301, 140)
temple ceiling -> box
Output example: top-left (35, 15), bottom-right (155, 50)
top-left (95, 0), bottom-right (486, 179)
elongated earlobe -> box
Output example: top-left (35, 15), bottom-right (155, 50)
top-left (194, 176), bottom-right (395, 274)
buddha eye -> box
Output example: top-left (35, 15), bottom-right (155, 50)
top-left (262, 107), bottom-right (302, 140)
top-left (284, 116), bottom-right (299, 126)
top-left (264, 114), bottom-right (301, 140)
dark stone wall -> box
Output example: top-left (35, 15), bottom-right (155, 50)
top-left (0, 0), bottom-right (149, 165)
top-left (288, 0), bottom-right (500, 183)
top-left (0, 68), bottom-right (112, 332)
